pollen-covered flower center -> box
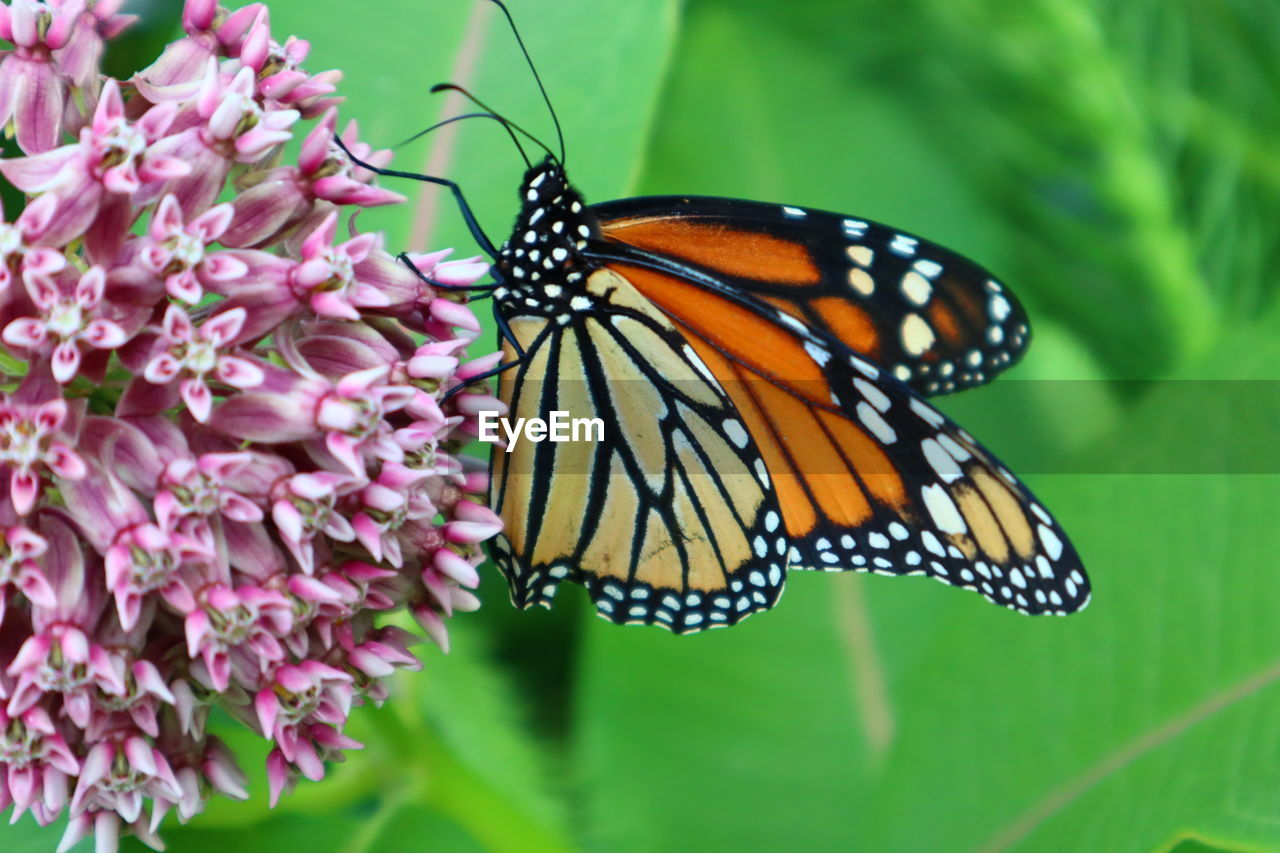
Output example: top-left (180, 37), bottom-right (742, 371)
top-left (289, 491), bottom-right (338, 535)
top-left (231, 93), bottom-right (265, 138)
top-left (0, 719), bottom-right (43, 767)
top-left (0, 419), bottom-right (53, 470)
top-left (164, 230), bottom-right (207, 273)
top-left (45, 297), bottom-right (87, 339)
top-left (172, 474), bottom-right (222, 516)
top-left (96, 668), bottom-right (148, 712)
top-left (365, 502), bottom-right (407, 529)
top-left (208, 604), bottom-right (257, 645)
top-left (101, 749), bottom-right (152, 794)
top-left (30, 2), bottom-right (56, 43)
top-left (36, 634), bottom-right (92, 693)
top-left (274, 682), bottom-right (322, 725)
top-left (126, 543), bottom-right (181, 592)
top-left (99, 121), bottom-right (147, 172)
top-left (177, 335), bottom-right (221, 375)
top-left (260, 41), bottom-right (300, 79)
top-left (316, 394), bottom-right (377, 437)
top-left (0, 532), bottom-right (27, 581)
top-left (314, 248), bottom-right (355, 292)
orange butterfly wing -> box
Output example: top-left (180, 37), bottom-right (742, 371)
top-left (589, 205), bottom-right (1088, 614)
top-left (596, 197), bottom-right (1030, 396)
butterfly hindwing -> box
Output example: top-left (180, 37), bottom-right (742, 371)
top-left (489, 267), bottom-right (788, 633)
top-left (593, 196), bottom-right (1031, 397)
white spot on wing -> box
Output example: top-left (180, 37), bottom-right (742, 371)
top-left (913, 259), bottom-right (943, 278)
top-left (851, 356), bottom-right (879, 379)
top-left (922, 438), bottom-right (963, 483)
top-left (990, 294), bottom-right (1011, 321)
top-left (922, 484), bottom-right (967, 534)
top-left (724, 419), bottom-right (749, 449)
top-left (890, 234), bottom-right (918, 256)
top-left (901, 313), bottom-right (935, 356)
top-left (682, 345), bottom-right (724, 392)
top-left (937, 434), bottom-right (971, 462)
top-left (1038, 524), bottom-right (1064, 561)
top-left (804, 341), bottom-right (831, 366)
top-left (843, 219), bottom-right (868, 238)
top-left (857, 401), bottom-right (897, 444)
top-left (847, 268), bottom-right (875, 296)
top-left (901, 271), bottom-right (932, 306)
top-left (910, 398), bottom-right (946, 427)
top-left (921, 531), bottom-right (945, 556)
top-left (846, 245), bottom-right (874, 267)
top-left (854, 378), bottom-right (891, 413)
top-left (777, 312), bottom-right (808, 336)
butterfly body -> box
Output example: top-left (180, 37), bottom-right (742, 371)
top-left (484, 157), bottom-right (1089, 633)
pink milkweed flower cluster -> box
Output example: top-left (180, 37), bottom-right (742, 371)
top-left (0, 1), bottom-right (504, 850)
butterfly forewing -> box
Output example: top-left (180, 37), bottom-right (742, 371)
top-left (593, 196), bottom-right (1031, 397)
top-left (606, 260), bottom-right (1090, 615)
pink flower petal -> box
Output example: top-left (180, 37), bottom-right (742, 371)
top-left (434, 548), bottom-right (481, 589)
top-left (190, 202), bottom-right (234, 242)
top-left (310, 289), bottom-right (361, 320)
top-left (325, 432), bottom-right (365, 477)
top-left (167, 270), bottom-right (204, 303)
top-left (76, 267), bottom-right (106, 306)
top-left (201, 306), bottom-right (246, 344)
top-left (46, 443), bottom-right (86, 479)
top-left (150, 193), bottom-right (184, 239)
top-left (17, 190), bottom-right (60, 237)
top-left (84, 319), bottom-right (127, 349)
top-left (50, 341), bottom-right (82, 383)
top-left (12, 58), bottom-right (66, 154)
top-left (200, 251), bottom-right (249, 282)
top-left (144, 352), bottom-right (181, 384)
top-left (3, 317), bottom-right (48, 347)
top-left (301, 211), bottom-right (338, 259)
top-left (162, 303), bottom-right (194, 341)
top-left (216, 355), bottom-right (264, 389)
top-left (179, 376), bottom-right (213, 423)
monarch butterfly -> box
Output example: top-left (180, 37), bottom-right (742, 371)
top-left (345, 0), bottom-right (1090, 633)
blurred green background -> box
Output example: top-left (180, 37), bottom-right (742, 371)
top-left (8, 0), bottom-right (1280, 851)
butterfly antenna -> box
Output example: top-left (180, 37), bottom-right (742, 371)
top-left (486, 0), bottom-right (565, 165)
top-left (399, 111), bottom-right (533, 168)
top-left (429, 82), bottom-right (557, 162)
top-left (332, 135), bottom-right (500, 258)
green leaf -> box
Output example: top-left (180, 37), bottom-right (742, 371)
top-left (0, 822), bottom-right (74, 853)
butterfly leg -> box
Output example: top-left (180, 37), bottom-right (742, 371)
top-left (441, 302), bottom-right (527, 402)
top-left (442, 353), bottom-right (523, 401)
top-left (395, 251), bottom-right (503, 295)
top-left (333, 136), bottom-right (499, 258)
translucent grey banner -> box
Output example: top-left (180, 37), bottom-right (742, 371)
top-left (470, 380), bottom-right (1280, 475)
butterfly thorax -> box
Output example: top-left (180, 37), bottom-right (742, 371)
top-left (493, 158), bottom-right (601, 311)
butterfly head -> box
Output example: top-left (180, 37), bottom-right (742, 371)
top-left (496, 156), bottom-right (598, 288)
